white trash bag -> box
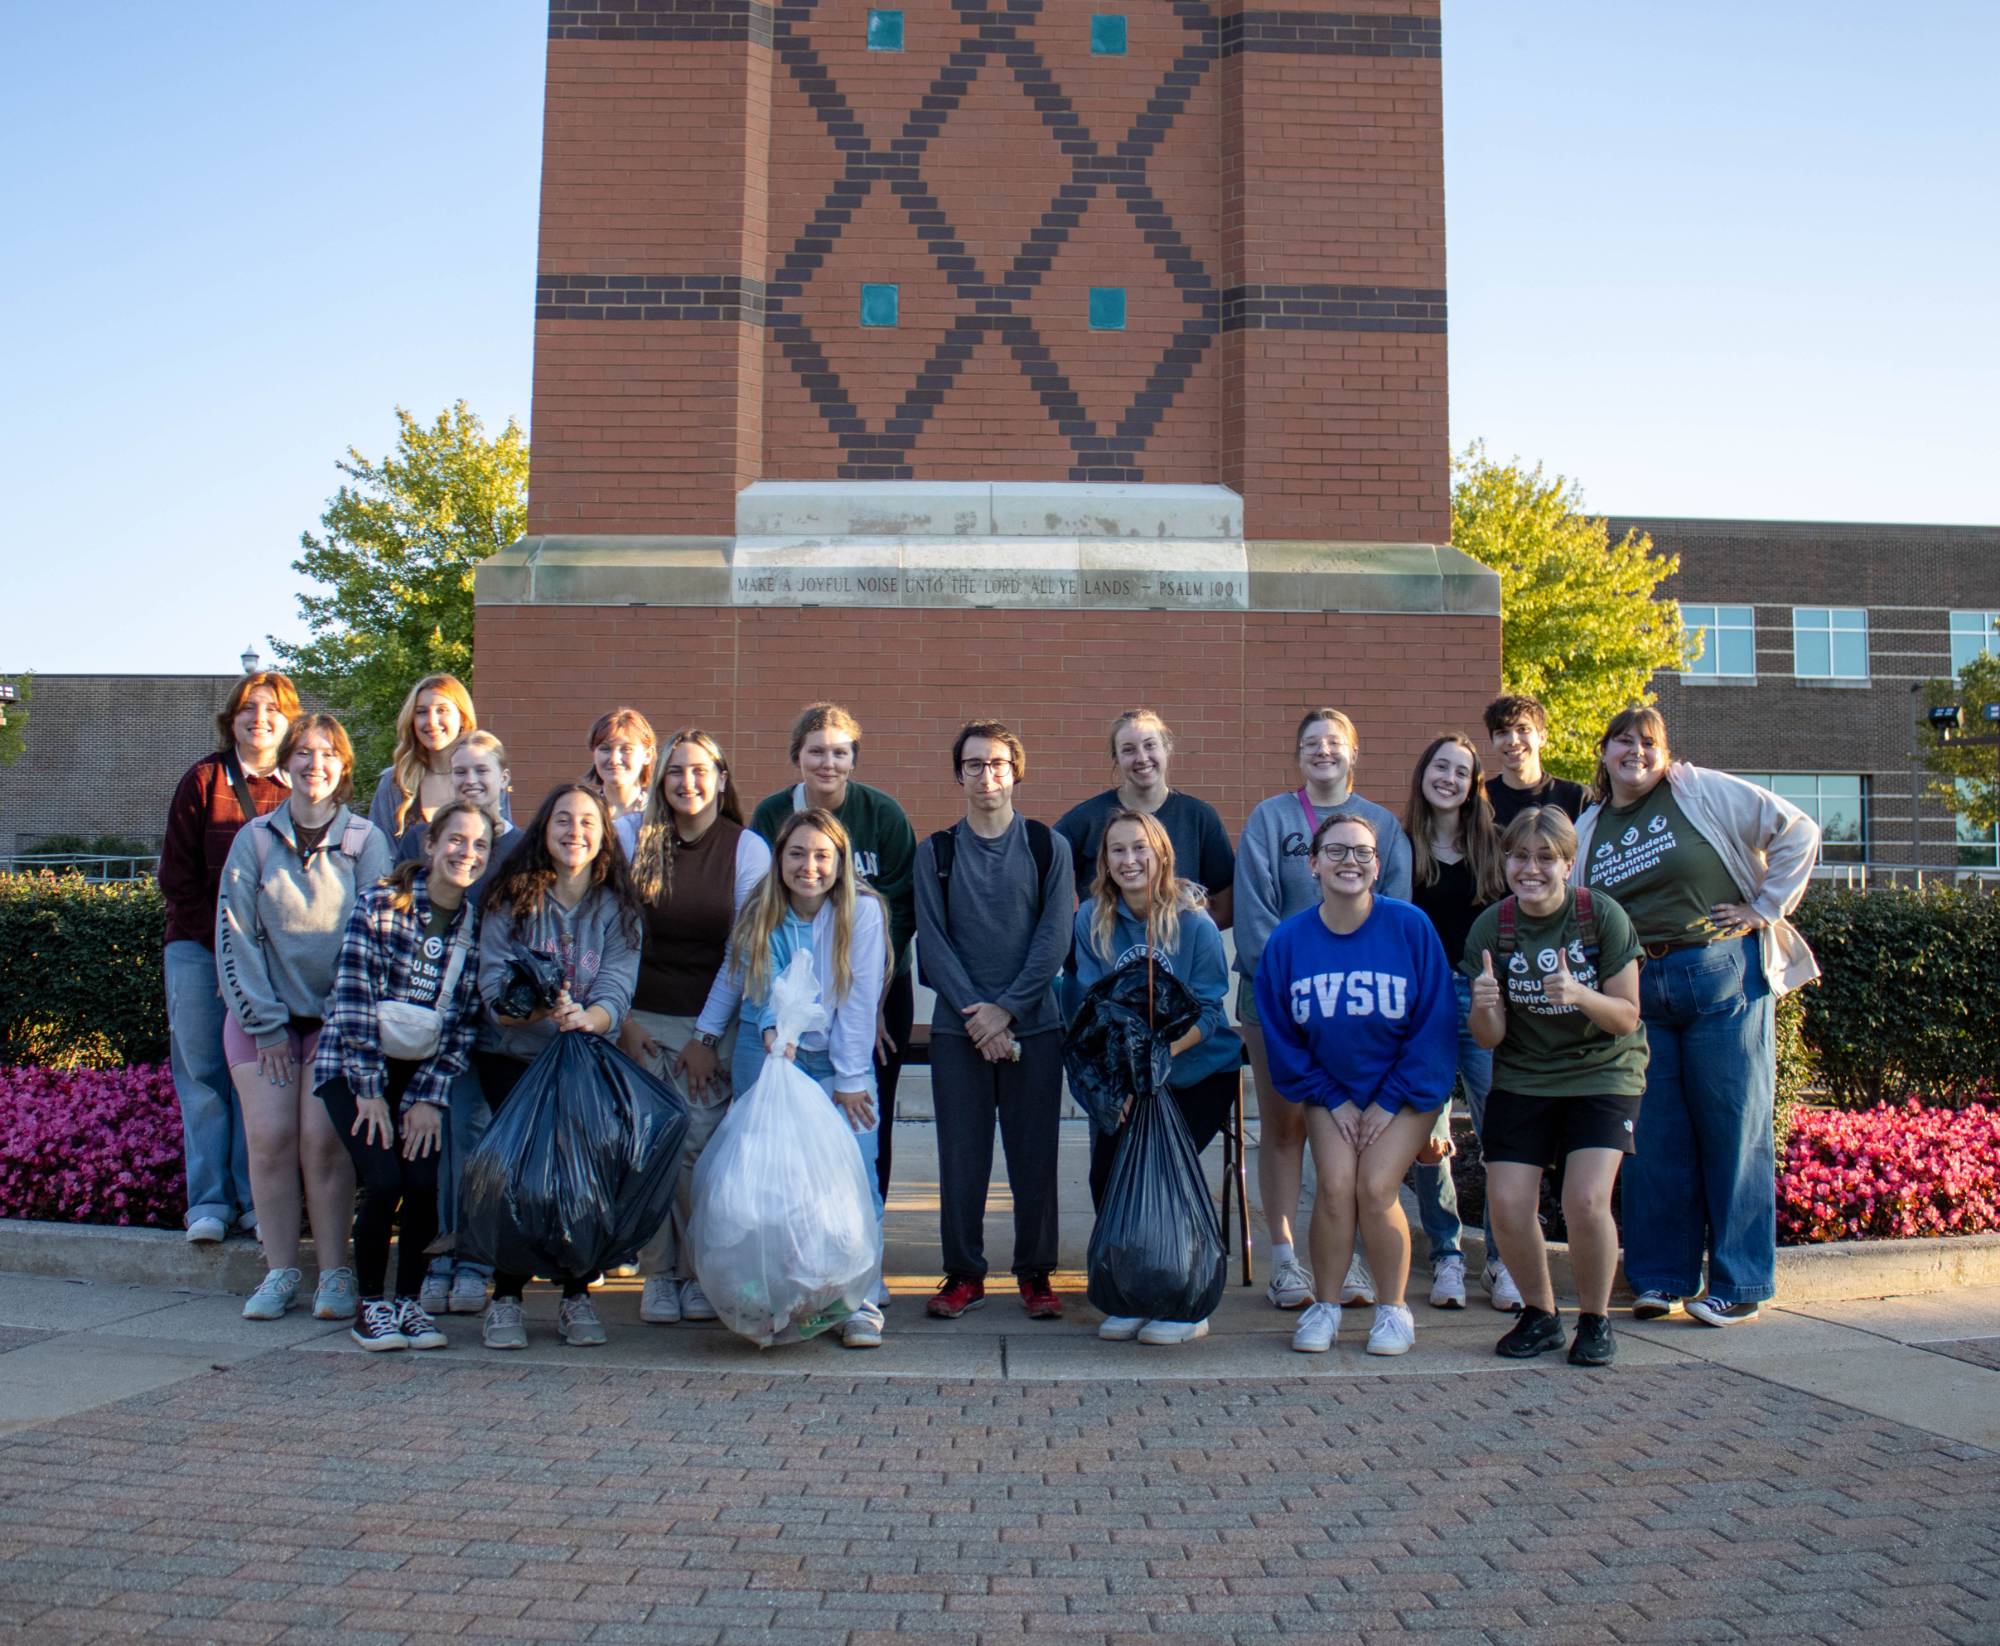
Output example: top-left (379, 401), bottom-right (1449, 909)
top-left (688, 951), bottom-right (879, 1346)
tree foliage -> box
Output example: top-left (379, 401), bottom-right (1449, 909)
top-left (1917, 651), bottom-right (2000, 836)
top-left (1451, 444), bottom-right (1687, 781)
top-left (270, 403), bottom-right (527, 800)
top-left (0, 672), bottom-right (32, 766)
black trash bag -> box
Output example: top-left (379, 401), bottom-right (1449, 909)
top-left (1086, 1086), bottom-right (1227, 1324)
top-left (1063, 959), bottom-right (1203, 1135)
top-left (497, 942), bottom-right (566, 1021)
top-left (459, 1032), bottom-right (689, 1278)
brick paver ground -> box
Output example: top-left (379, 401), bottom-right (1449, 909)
top-left (0, 1354), bottom-right (1994, 1645)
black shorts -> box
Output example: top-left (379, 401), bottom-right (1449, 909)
top-left (1482, 1086), bottom-right (1639, 1169)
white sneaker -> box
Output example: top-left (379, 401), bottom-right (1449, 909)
top-left (679, 1279), bottom-right (718, 1322)
top-left (1097, 1315), bottom-right (1146, 1341)
top-left (1429, 1254), bottom-right (1467, 1310)
top-left (640, 1274), bottom-right (684, 1324)
top-left (242, 1267), bottom-right (302, 1321)
top-left (1291, 1301), bottom-right (1341, 1353)
top-left (417, 1272), bottom-right (451, 1316)
top-left (1366, 1302), bottom-right (1416, 1357)
top-left (312, 1266), bottom-right (359, 1321)
top-left (447, 1270), bottom-right (491, 1314)
top-left (1484, 1261), bottom-right (1524, 1314)
top-left (186, 1216), bottom-right (226, 1244)
top-left (1339, 1253), bottom-right (1375, 1306)
top-left (1265, 1257), bottom-right (1315, 1310)
top-left (1137, 1319), bottom-right (1209, 1345)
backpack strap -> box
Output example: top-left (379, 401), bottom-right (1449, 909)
top-left (338, 817), bottom-right (374, 863)
top-left (1495, 894), bottom-right (1519, 955)
top-left (221, 752), bottom-right (263, 828)
top-left (930, 819), bottom-right (1054, 916)
top-left (1572, 884), bottom-right (1601, 960)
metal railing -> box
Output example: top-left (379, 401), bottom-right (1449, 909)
top-left (1813, 862), bottom-right (2000, 891)
top-left (0, 854), bottom-right (160, 883)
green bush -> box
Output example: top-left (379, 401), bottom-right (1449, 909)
top-left (1790, 885), bottom-right (2000, 1109)
top-left (1772, 989), bottom-right (1815, 1151)
top-left (0, 873), bottom-right (168, 1070)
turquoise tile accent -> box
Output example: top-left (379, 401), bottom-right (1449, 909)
top-left (861, 283), bottom-right (900, 327)
top-left (1088, 287), bottom-right (1126, 331)
top-left (867, 9), bottom-right (904, 50)
top-left (1091, 13), bottom-right (1128, 55)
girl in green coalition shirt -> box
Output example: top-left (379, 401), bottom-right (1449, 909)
top-left (1464, 806), bottom-right (1646, 1369)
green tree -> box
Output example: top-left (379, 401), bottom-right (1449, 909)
top-left (0, 672), bottom-right (31, 766)
top-left (1917, 651), bottom-right (2000, 837)
top-left (1451, 443), bottom-right (1687, 781)
top-left (271, 403), bottom-right (527, 799)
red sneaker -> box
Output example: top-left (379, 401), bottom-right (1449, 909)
top-left (1019, 1273), bottom-right (1063, 1320)
top-left (926, 1276), bottom-right (986, 1319)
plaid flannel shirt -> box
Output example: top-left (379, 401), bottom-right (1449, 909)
top-left (313, 871), bottom-right (483, 1111)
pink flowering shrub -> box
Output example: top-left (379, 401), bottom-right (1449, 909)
top-left (1778, 1100), bottom-right (2000, 1245)
top-left (0, 1063), bottom-right (186, 1229)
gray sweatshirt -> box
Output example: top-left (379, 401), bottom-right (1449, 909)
top-left (215, 804), bottom-right (395, 1049)
top-left (1233, 788), bottom-right (1412, 980)
top-left (476, 884), bottom-right (641, 1061)
top-left (914, 816), bottom-right (1075, 1039)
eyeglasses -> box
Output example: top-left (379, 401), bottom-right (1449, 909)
top-left (960, 758), bottom-right (1015, 778)
top-left (1318, 844), bottom-right (1377, 864)
top-left (1298, 738), bottom-right (1347, 753)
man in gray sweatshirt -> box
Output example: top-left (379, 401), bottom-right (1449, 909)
top-left (914, 721), bottom-right (1075, 1321)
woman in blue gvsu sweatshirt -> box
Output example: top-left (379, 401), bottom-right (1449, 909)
top-left (1254, 812), bottom-right (1457, 1358)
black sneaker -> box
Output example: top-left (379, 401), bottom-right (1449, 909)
top-left (1495, 1305), bottom-right (1566, 1359)
top-left (395, 1297), bottom-right (448, 1351)
top-left (1568, 1312), bottom-right (1616, 1367)
top-left (1686, 1295), bottom-right (1761, 1327)
top-left (351, 1298), bottom-right (408, 1352)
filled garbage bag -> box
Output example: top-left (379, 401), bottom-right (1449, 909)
top-left (688, 952), bottom-right (879, 1346)
top-left (497, 942), bottom-right (566, 1021)
top-left (1063, 959), bottom-right (1203, 1135)
top-left (460, 1032), bottom-right (689, 1278)
top-left (1087, 1086), bottom-right (1227, 1324)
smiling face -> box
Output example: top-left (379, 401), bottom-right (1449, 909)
top-left (233, 685), bottom-right (288, 764)
top-left (797, 729), bottom-right (856, 805)
top-left (1312, 818), bottom-right (1379, 899)
top-left (1102, 818), bottom-right (1157, 901)
top-left (664, 741), bottom-right (723, 822)
top-left (781, 824), bottom-right (842, 902)
top-left (959, 735), bottom-right (1017, 813)
top-left (412, 688), bottom-right (465, 757)
top-left (1296, 719), bottom-right (1352, 792)
top-left (430, 810), bottom-right (493, 891)
top-left (1491, 716), bottom-right (1545, 780)
top-left (545, 791), bottom-right (605, 872)
top-left (1113, 719), bottom-right (1170, 794)
top-left (450, 745), bottom-right (508, 811)
top-left (287, 729), bottom-right (344, 806)
top-left (1422, 742), bottom-right (1475, 815)
top-left (1504, 836), bottom-right (1573, 912)
top-left (592, 734), bottom-right (652, 804)
top-left (1603, 724), bottom-right (1670, 797)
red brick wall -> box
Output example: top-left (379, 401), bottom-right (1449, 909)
top-left (477, 602), bottom-right (1499, 833)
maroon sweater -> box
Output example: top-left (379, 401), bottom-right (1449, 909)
top-left (158, 754), bottom-right (291, 949)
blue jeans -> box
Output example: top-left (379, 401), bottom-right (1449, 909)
top-left (1409, 974), bottom-right (1494, 1264)
top-left (164, 940), bottom-right (252, 1228)
top-left (428, 1066), bottom-right (494, 1283)
top-left (1626, 934), bottom-right (1776, 1306)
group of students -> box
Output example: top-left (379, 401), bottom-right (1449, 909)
top-left (157, 673), bottom-right (1821, 1364)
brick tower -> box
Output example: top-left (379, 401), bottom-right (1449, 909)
top-left (477, 0), bottom-right (1497, 828)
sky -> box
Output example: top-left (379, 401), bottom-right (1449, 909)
top-left (3, 1), bottom-right (1996, 675)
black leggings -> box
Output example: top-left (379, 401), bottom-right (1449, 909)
top-left (476, 1050), bottom-right (592, 1301)
top-left (319, 1064), bottom-right (440, 1301)
top-left (874, 967), bottom-right (916, 1200)
top-left (1087, 1067), bottom-right (1238, 1212)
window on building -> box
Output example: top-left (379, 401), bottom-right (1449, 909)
top-left (1950, 610), bottom-right (2000, 675)
top-left (1681, 603), bottom-right (1756, 679)
top-left (867, 9), bottom-right (904, 50)
top-left (1955, 780), bottom-right (1998, 869)
top-left (1091, 13), bottom-right (1128, 53)
top-left (1735, 773), bottom-right (1866, 864)
top-left (1792, 607), bottom-right (1868, 680)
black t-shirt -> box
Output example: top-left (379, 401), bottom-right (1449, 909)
top-left (1410, 855), bottom-right (1488, 975)
top-left (1487, 773), bottom-right (1588, 829)
top-left (1053, 789), bottom-right (1235, 903)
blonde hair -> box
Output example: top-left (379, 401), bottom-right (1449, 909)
top-left (1107, 708), bottom-right (1173, 762)
top-left (1296, 707), bottom-right (1358, 755)
top-left (387, 674), bottom-right (477, 830)
top-left (630, 728), bottom-right (743, 902)
top-left (384, 800), bottom-right (495, 913)
top-left (1085, 809), bottom-right (1200, 965)
top-left (788, 702), bottom-right (863, 764)
top-left (1589, 705), bottom-right (1671, 805)
top-left (1499, 805), bottom-right (1579, 864)
top-left (1404, 734), bottom-right (1506, 901)
top-left (731, 808), bottom-right (880, 1004)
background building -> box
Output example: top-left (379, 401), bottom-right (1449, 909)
top-left (1629, 517), bottom-right (2000, 875)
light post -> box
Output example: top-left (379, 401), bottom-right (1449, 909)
top-left (240, 646), bottom-right (261, 675)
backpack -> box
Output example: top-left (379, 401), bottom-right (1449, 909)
top-left (916, 818), bottom-right (1055, 991)
top-left (1495, 884), bottom-right (1600, 964)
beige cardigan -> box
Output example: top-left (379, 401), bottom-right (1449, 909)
top-left (1573, 762), bottom-right (1822, 997)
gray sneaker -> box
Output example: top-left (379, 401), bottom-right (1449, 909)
top-left (482, 1298), bottom-right (528, 1350)
top-left (243, 1267), bottom-right (302, 1321)
top-left (312, 1266), bottom-right (359, 1321)
top-left (417, 1272), bottom-right (451, 1316)
top-left (679, 1279), bottom-right (718, 1322)
top-left (559, 1295), bottom-right (608, 1347)
top-left (448, 1270), bottom-right (492, 1314)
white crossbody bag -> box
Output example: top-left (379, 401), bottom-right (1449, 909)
top-left (377, 930), bottom-right (472, 1062)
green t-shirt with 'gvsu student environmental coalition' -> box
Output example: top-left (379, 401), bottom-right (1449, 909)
top-left (1581, 782), bottom-right (1742, 947)
top-left (1460, 887), bottom-right (1648, 1097)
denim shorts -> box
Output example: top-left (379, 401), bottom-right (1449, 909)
top-left (1234, 975), bottom-right (1261, 1029)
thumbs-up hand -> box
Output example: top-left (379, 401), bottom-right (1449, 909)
top-left (1543, 946), bottom-right (1583, 1009)
top-left (1470, 949), bottom-right (1502, 1013)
